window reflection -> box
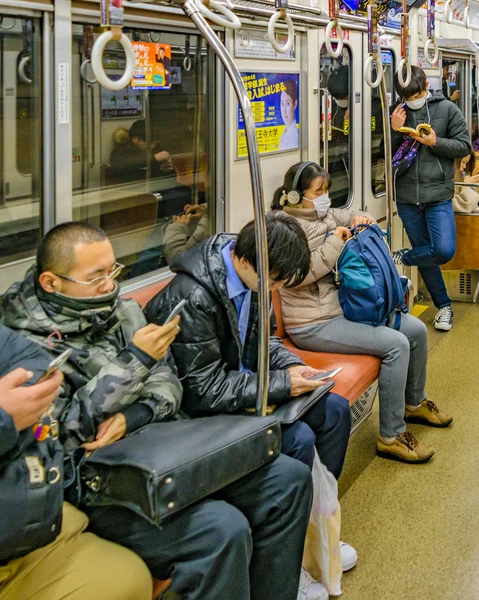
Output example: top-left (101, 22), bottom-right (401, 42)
top-left (320, 46), bottom-right (352, 208)
top-left (72, 27), bottom-right (214, 280)
top-left (0, 17), bottom-right (42, 267)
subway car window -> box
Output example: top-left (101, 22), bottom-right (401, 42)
top-left (441, 58), bottom-right (465, 115)
top-left (371, 50), bottom-right (394, 197)
top-left (0, 17), bottom-right (42, 266)
top-left (72, 26), bottom-right (214, 281)
top-left (320, 44), bottom-right (352, 208)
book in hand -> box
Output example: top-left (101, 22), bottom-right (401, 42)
top-left (398, 123), bottom-right (432, 136)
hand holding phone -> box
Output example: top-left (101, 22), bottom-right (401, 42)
top-left (164, 299), bottom-right (187, 325)
top-left (38, 348), bottom-right (72, 383)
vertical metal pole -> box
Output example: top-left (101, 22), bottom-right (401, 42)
top-left (182, 0), bottom-right (270, 417)
top-left (192, 35), bottom-right (204, 205)
top-left (144, 89), bottom-right (152, 182)
top-left (379, 69), bottom-right (394, 247)
top-left (43, 11), bottom-right (54, 232)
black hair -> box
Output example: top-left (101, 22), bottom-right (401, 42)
top-left (283, 79), bottom-right (297, 104)
top-left (129, 120), bottom-right (147, 141)
top-left (234, 212), bottom-right (311, 288)
top-left (271, 162), bottom-right (332, 211)
top-left (37, 221), bottom-right (108, 275)
top-left (328, 65), bottom-right (349, 99)
top-left (394, 65), bottom-right (427, 100)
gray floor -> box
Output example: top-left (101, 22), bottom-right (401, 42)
top-left (339, 301), bottom-right (479, 600)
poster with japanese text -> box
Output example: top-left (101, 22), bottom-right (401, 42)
top-left (131, 42), bottom-right (172, 90)
top-left (237, 72), bottom-right (300, 158)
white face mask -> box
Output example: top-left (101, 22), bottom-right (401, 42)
top-left (335, 98), bottom-right (348, 109)
top-left (405, 95), bottom-right (427, 111)
top-left (308, 193), bottom-right (331, 216)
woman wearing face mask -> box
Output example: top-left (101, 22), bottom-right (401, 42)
top-left (390, 65), bottom-right (471, 331)
top-left (271, 161), bottom-right (451, 464)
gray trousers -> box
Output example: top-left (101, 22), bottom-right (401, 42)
top-left (290, 313), bottom-right (428, 438)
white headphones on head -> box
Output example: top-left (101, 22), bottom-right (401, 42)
top-left (286, 161), bottom-right (316, 205)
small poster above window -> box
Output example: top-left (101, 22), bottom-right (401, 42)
top-left (131, 42), bottom-right (172, 90)
top-left (237, 72), bottom-right (300, 158)
top-left (234, 29), bottom-right (295, 60)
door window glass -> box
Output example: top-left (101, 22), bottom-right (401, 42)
top-left (441, 58), bottom-right (465, 114)
top-left (371, 50), bottom-right (394, 196)
top-left (320, 44), bottom-right (352, 208)
top-left (72, 26), bottom-right (214, 281)
top-left (0, 17), bottom-right (42, 267)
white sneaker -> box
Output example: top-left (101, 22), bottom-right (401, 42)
top-left (340, 541), bottom-right (358, 572)
top-left (297, 567), bottom-right (328, 600)
top-left (434, 306), bottom-right (453, 331)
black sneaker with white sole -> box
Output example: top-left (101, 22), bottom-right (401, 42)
top-left (391, 248), bottom-right (408, 265)
top-left (434, 306), bottom-right (453, 331)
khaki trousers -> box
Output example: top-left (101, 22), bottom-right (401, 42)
top-left (0, 503), bottom-right (152, 600)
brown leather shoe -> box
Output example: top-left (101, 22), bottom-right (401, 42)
top-left (404, 400), bottom-right (453, 428)
top-left (376, 431), bottom-right (434, 464)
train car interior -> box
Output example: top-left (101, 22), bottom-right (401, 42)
top-left (1, 0), bottom-right (479, 597)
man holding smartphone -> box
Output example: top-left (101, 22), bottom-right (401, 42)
top-left (0, 221), bottom-right (316, 600)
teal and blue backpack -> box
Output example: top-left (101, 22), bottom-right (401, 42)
top-left (333, 224), bottom-right (408, 329)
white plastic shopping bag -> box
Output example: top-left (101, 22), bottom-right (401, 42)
top-left (302, 450), bottom-right (342, 596)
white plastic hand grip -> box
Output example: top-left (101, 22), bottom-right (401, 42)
top-left (464, 4), bottom-right (470, 28)
top-left (325, 20), bottom-right (343, 59)
top-left (424, 38), bottom-right (439, 65)
top-left (193, 0), bottom-right (241, 30)
top-left (18, 55), bottom-right (32, 84)
top-left (397, 57), bottom-right (412, 87)
top-left (268, 11), bottom-right (294, 54)
top-left (80, 59), bottom-right (97, 85)
top-left (364, 54), bottom-right (383, 89)
top-left (183, 55), bottom-right (192, 71)
top-left (91, 31), bottom-right (136, 91)
top-left (444, 0), bottom-right (453, 24)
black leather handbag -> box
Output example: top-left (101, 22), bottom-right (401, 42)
top-left (80, 415), bottom-right (281, 525)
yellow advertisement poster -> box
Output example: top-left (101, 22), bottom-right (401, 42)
top-left (237, 72), bottom-right (300, 158)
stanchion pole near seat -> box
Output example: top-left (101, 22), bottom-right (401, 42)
top-left (90, 0), bottom-right (136, 90)
top-left (324, 0), bottom-right (343, 59)
top-left (424, 0), bottom-right (439, 66)
top-left (364, 1), bottom-right (383, 89)
top-left (181, 0), bottom-right (270, 416)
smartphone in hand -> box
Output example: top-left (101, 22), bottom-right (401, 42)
top-left (307, 367), bottom-right (343, 381)
top-left (37, 348), bottom-right (72, 383)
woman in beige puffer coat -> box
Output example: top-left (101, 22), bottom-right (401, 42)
top-left (272, 162), bottom-right (452, 465)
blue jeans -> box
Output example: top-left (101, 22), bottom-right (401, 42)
top-left (396, 200), bottom-right (456, 308)
top-left (281, 392), bottom-right (351, 479)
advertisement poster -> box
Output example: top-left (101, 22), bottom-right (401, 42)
top-left (131, 42), bottom-right (172, 90)
top-left (100, 78), bottom-right (144, 120)
top-left (237, 72), bottom-right (300, 158)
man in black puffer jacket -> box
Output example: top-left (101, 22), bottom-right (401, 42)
top-left (390, 65), bottom-right (472, 332)
top-left (146, 212), bottom-right (352, 480)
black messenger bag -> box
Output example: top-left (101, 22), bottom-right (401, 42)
top-left (80, 415), bottom-right (281, 525)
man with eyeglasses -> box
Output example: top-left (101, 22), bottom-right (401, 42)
top-left (0, 221), bottom-right (315, 600)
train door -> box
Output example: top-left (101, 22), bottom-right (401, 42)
top-left (71, 23), bottom-right (217, 282)
top-left (319, 30), bottom-right (362, 210)
top-left (361, 43), bottom-right (397, 221)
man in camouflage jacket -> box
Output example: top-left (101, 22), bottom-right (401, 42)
top-left (0, 229), bottom-right (182, 458)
